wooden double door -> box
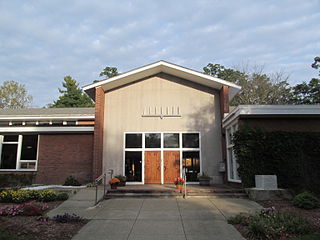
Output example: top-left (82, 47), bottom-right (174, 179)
top-left (144, 151), bottom-right (180, 184)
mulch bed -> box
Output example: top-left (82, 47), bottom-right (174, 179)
top-left (257, 200), bottom-right (320, 232)
top-left (0, 201), bottom-right (88, 240)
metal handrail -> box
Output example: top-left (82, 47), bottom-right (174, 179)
top-left (182, 167), bottom-right (187, 199)
top-left (94, 169), bottom-right (113, 205)
top-left (94, 172), bottom-right (107, 205)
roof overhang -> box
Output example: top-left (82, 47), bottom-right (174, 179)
top-left (222, 105), bottom-right (320, 128)
top-left (83, 60), bottom-right (241, 101)
top-left (0, 115), bottom-right (95, 121)
top-left (0, 126), bottom-right (94, 133)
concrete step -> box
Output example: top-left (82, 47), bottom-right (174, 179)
top-left (107, 188), bottom-right (245, 194)
top-left (105, 192), bottom-right (248, 199)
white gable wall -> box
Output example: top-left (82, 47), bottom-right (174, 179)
top-left (103, 73), bottom-right (223, 183)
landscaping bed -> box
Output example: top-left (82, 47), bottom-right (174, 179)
top-left (0, 215), bottom-right (87, 240)
top-left (229, 199), bottom-right (320, 240)
top-left (258, 200), bottom-right (320, 232)
top-left (0, 190), bottom-right (88, 240)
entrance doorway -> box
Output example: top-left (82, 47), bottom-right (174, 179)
top-left (124, 132), bottom-right (201, 184)
top-left (144, 151), bottom-right (161, 183)
top-left (163, 151), bottom-right (180, 183)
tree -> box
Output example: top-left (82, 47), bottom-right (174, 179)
top-left (291, 57), bottom-right (320, 104)
top-left (203, 62), bottom-right (292, 105)
top-left (99, 66), bottom-right (118, 78)
top-left (203, 63), bottom-right (245, 83)
top-left (50, 76), bottom-right (94, 108)
top-left (94, 66), bottom-right (119, 83)
top-left (0, 80), bottom-right (33, 109)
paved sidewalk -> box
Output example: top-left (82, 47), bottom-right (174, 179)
top-left (47, 187), bottom-right (105, 219)
top-left (48, 189), bottom-right (262, 240)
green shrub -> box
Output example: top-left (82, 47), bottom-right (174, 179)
top-left (0, 190), bottom-right (14, 202)
top-left (63, 176), bottom-right (81, 186)
top-left (114, 175), bottom-right (126, 182)
top-left (0, 189), bottom-right (62, 203)
top-left (11, 190), bottom-right (31, 203)
top-left (230, 209), bottom-right (312, 240)
top-left (227, 214), bottom-right (250, 225)
top-left (38, 190), bottom-right (57, 202)
top-left (293, 192), bottom-right (320, 210)
top-left (0, 190), bottom-right (38, 203)
top-left (56, 192), bottom-right (69, 201)
top-left (247, 218), bottom-right (271, 240)
top-left (233, 126), bottom-right (320, 193)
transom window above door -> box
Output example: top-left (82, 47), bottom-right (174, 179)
top-left (125, 134), bottom-right (142, 148)
top-left (145, 133), bottom-right (161, 148)
top-left (124, 132), bottom-right (200, 149)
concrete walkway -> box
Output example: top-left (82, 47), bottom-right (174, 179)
top-left (47, 187), bottom-right (105, 219)
top-left (47, 189), bottom-right (262, 240)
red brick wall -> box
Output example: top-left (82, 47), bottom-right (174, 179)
top-left (219, 86), bottom-right (229, 183)
top-left (35, 134), bottom-right (93, 184)
top-left (92, 87), bottom-right (105, 179)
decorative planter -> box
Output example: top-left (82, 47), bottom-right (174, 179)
top-left (199, 179), bottom-right (210, 186)
top-left (176, 184), bottom-right (183, 192)
top-left (110, 184), bottom-right (117, 189)
top-left (118, 181), bottom-right (126, 187)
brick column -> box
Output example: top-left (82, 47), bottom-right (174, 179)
top-left (92, 87), bottom-right (105, 180)
top-left (220, 85), bottom-right (229, 117)
top-left (219, 86), bottom-right (229, 183)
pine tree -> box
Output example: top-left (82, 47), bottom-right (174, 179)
top-left (50, 76), bottom-right (94, 108)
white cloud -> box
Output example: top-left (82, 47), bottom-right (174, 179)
top-left (0, 0), bottom-right (319, 106)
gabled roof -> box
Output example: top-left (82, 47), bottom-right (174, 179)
top-left (83, 60), bottom-right (241, 100)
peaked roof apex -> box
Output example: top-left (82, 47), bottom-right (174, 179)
top-left (83, 60), bottom-right (241, 100)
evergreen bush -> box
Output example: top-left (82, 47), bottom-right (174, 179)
top-left (233, 126), bottom-right (320, 193)
top-left (292, 192), bottom-right (320, 210)
top-left (63, 176), bottom-right (81, 186)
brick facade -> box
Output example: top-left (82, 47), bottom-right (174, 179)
top-left (219, 86), bottom-right (229, 183)
top-left (35, 134), bottom-right (93, 184)
top-left (92, 87), bottom-right (105, 180)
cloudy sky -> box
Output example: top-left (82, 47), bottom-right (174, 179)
top-left (0, 0), bottom-right (319, 107)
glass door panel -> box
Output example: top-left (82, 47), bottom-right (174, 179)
top-left (125, 151), bottom-right (142, 182)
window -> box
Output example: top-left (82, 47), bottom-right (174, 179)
top-left (4, 135), bottom-right (18, 142)
top-left (182, 133), bottom-right (199, 148)
top-left (0, 135), bottom-right (38, 171)
top-left (226, 124), bottom-right (240, 182)
top-left (1, 144), bottom-right (18, 169)
top-left (21, 135), bottom-right (38, 160)
top-left (145, 133), bottom-right (161, 148)
top-left (164, 133), bottom-right (179, 148)
top-left (125, 134), bottom-right (142, 148)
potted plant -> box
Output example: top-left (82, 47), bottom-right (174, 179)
top-left (114, 175), bottom-right (127, 187)
top-left (174, 177), bottom-right (185, 192)
top-left (198, 172), bottom-right (211, 186)
top-left (108, 178), bottom-right (120, 189)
